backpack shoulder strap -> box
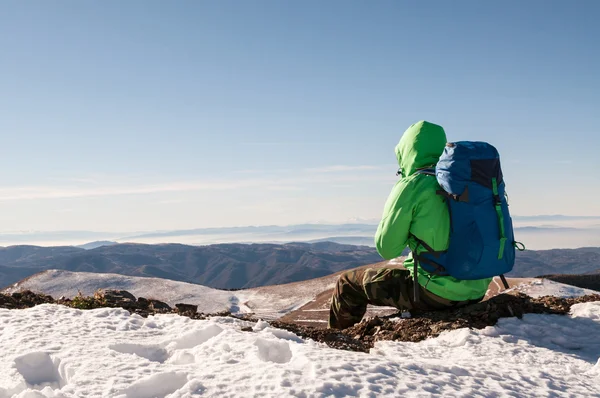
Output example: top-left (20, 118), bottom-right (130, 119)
top-left (415, 167), bottom-right (436, 176)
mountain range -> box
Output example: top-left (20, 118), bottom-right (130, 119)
top-left (511, 247), bottom-right (600, 277)
top-left (1, 242), bottom-right (599, 291)
top-left (0, 242), bottom-right (382, 290)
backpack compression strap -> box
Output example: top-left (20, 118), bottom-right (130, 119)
top-left (491, 177), bottom-right (507, 260)
top-left (410, 234), bottom-right (447, 303)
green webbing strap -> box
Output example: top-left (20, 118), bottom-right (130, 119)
top-left (514, 241), bottom-right (526, 251)
top-left (492, 177), bottom-right (507, 259)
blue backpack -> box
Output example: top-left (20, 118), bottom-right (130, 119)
top-left (414, 141), bottom-right (523, 300)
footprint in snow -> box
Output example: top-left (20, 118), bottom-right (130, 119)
top-left (13, 351), bottom-right (68, 389)
top-left (121, 371), bottom-right (189, 398)
top-left (109, 343), bottom-right (170, 363)
top-left (107, 324), bottom-right (222, 368)
top-left (170, 324), bottom-right (224, 350)
top-left (254, 338), bottom-right (293, 364)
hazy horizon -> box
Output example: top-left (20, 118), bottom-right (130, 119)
top-left (1, 215), bottom-right (600, 250)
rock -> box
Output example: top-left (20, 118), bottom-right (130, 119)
top-left (175, 303), bottom-right (198, 316)
top-left (0, 290), bottom-right (54, 310)
top-left (149, 299), bottom-right (171, 312)
top-left (95, 290), bottom-right (137, 308)
top-left (137, 297), bottom-right (150, 308)
top-left (107, 290), bottom-right (136, 301)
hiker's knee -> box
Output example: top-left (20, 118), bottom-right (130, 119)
top-left (335, 270), bottom-right (364, 292)
top-left (361, 268), bottom-right (411, 306)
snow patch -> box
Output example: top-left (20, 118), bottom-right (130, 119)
top-left (10, 390), bottom-right (68, 398)
top-left (169, 324), bottom-right (223, 350)
top-left (585, 358), bottom-right (600, 376)
top-left (254, 338), bottom-right (293, 364)
top-left (252, 320), bottom-right (270, 332)
top-left (14, 352), bottom-right (65, 389)
top-left (510, 278), bottom-right (597, 298)
top-left (168, 351), bottom-right (195, 365)
top-left (118, 371), bottom-right (188, 398)
top-left (571, 301), bottom-right (600, 320)
top-left (263, 327), bottom-right (305, 343)
top-left (109, 344), bottom-right (169, 363)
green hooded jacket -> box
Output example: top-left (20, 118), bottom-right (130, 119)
top-left (375, 121), bottom-right (492, 301)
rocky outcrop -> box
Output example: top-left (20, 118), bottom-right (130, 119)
top-left (175, 303), bottom-right (198, 316)
top-left (269, 293), bottom-right (600, 352)
top-left (0, 289), bottom-right (198, 318)
top-left (0, 290), bottom-right (55, 309)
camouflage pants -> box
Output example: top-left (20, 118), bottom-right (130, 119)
top-left (328, 268), bottom-right (470, 329)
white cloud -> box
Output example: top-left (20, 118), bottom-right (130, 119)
top-left (0, 167), bottom-right (395, 203)
top-left (304, 165), bottom-right (384, 173)
top-left (233, 165), bottom-right (387, 175)
top-left (0, 180), bottom-right (267, 201)
top-left (155, 199), bottom-right (188, 205)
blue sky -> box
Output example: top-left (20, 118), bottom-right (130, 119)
top-left (0, 1), bottom-right (599, 231)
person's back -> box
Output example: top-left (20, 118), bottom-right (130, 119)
top-left (328, 121), bottom-right (491, 329)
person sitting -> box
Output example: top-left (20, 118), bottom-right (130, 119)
top-left (328, 121), bottom-right (492, 329)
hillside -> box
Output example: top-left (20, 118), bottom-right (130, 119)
top-left (0, 242), bottom-right (381, 290)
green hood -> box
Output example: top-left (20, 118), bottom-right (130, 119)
top-left (395, 121), bottom-right (447, 176)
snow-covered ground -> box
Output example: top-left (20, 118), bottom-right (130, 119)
top-left (6, 270), bottom-right (598, 323)
top-left (1, 301), bottom-right (599, 397)
top-left (3, 270), bottom-right (335, 320)
top-left (2, 269), bottom-right (600, 397)
top-left (4, 270), bottom-right (250, 315)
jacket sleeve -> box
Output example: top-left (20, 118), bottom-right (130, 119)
top-left (375, 179), bottom-right (416, 260)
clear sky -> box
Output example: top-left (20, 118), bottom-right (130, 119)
top-left (1, 0), bottom-right (599, 232)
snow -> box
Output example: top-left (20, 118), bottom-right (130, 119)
top-left (3, 267), bottom-right (599, 396)
top-left (508, 278), bottom-right (598, 298)
top-left (239, 277), bottom-right (337, 320)
top-left (5, 270), bottom-right (337, 321)
top-left (5, 270), bottom-right (243, 314)
top-left (1, 302), bottom-right (599, 397)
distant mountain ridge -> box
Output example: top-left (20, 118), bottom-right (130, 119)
top-left (0, 223), bottom-right (379, 247)
top-left (0, 242), bottom-right (381, 290)
top-left (77, 241), bottom-right (118, 250)
top-left (508, 247), bottom-right (600, 277)
top-left (2, 219), bottom-right (600, 249)
top-left (512, 215), bottom-right (600, 222)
